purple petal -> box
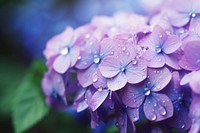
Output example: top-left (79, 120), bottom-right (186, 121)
top-left (75, 50), bottom-right (94, 70)
top-left (179, 55), bottom-right (199, 71)
top-left (100, 38), bottom-right (118, 57)
top-left (148, 67), bottom-right (172, 92)
top-left (162, 35), bottom-right (181, 54)
top-left (164, 54), bottom-right (181, 70)
top-left (53, 55), bottom-right (70, 74)
top-left (88, 89), bottom-right (109, 111)
top-left (121, 84), bottom-right (145, 108)
top-left (69, 46), bottom-right (80, 67)
top-left (143, 93), bottom-right (174, 122)
top-left (99, 56), bottom-right (121, 78)
top-left (143, 50), bottom-right (165, 68)
top-left (168, 11), bottom-right (190, 27)
top-left (126, 108), bottom-right (139, 122)
top-left (126, 59), bottom-right (147, 84)
top-left (77, 64), bottom-right (98, 88)
top-left (189, 71), bottom-right (200, 94)
top-left (76, 100), bottom-right (88, 112)
top-left (152, 25), bottom-right (167, 45)
top-left (107, 72), bottom-right (127, 91)
top-left (117, 112), bottom-right (128, 133)
top-left (93, 69), bottom-right (107, 89)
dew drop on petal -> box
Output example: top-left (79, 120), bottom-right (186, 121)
top-left (132, 59), bottom-right (137, 65)
top-left (60, 47), bottom-right (69, 55)
top-left (159, 35), bottom-right (163, 38)
top-left (122, 46), bottom-right (126, 51)
top-left (110, 51), bottom-right (114, 55)
top-left (93, 75), bottom-right (98, 82)
top-left (159, 106), bottom-right (167, 116)
top-left (98, 88), bottom-right (102, 91)
top-left (150, 112), bottom-right (157, 121)
top-left (78, 56), bottom-right (81, 60)
top-left (93, 57), bottom-right (100, 64)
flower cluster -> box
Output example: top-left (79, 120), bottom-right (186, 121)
top-left (42, 0), bottom-right (200, 132)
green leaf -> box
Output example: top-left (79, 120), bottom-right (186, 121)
top-left (12, 60), bottom-right (49, 133)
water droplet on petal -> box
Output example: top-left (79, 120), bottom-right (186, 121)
top-left (191, 12), bottom-right (196, 18)
top-left (78, 56), bottom-right (81, 60)
top-left (98, 88), bottom-right (102, 91)
top-left (93, 75), bottom-right (98, 82)
top-left (159, 35), bottom-right (163, 38)
top-left (132, 59), bottom-right (137, 65)
top-left (110, 51), bottom-right (114, 55)
top-left (122, 46), bottom-right (126, 51)
top-left (60, 47), bottom-right (69, 55)
top-left (159, 106), bottom-right (167, 116)
top-left (93, 57), bottom-right (100, 64)
top-left (150, 112), bottom-right (157, 121)
top-left (158, 58), bottom-right (162, 62)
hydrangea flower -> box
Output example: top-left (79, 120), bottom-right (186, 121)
top-left (44, 26), bottom-right (80, 73)
top-left (121, 67), bottom-right (173, 121)
top-left (99, 37), bottom-right (147, 91)
top-left (139, 25), bottom-right (181, 69)
top-left (167, 0), bottom-right (200, 27)
top-left (42, 69), bottom-right (67, 111)
top-left (41, 2), bottom-right (200, 132)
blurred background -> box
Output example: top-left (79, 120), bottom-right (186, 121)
top-left (0, 0), bottom-right (164, 133)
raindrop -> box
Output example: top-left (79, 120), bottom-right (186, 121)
top-left (93, 75), bottom-right (98, 82)
top-left (126, 52), bottom-right (130, 56)
top-left (85, 34), bottom-right (90, 38)
top-left (109, 91), bottom-right (112, 99)
top-left (159, 106), bottom-right (167, 116)
top-left (133, 115), bottom-right (139, 121)
top-left (145, 89), bottom-right (151, 96)
top-left (98, 88), bottom-right (102, 91)
top-left (78, 56), bottom-right (81, 60)
top-left (155, 47), bottom-right (162, 53)
top-left (60, 47), bottom-right (69, 55)
top-left (159, 35), bottom-right (163, 38)
top-left (110, 51), bottom-right (114, 55)
top-left (181, 124), bottom-right (185, 129)
top-left (159, 76), bottom-right (162, 79)
top-left (150, 112), bottom-right (157, 121)
top-left (118, 81), bottom-right (121, 85)
top-left (153, 103), bottom-right (157, 107)
top-left (158, 58), bottom-right (162, 62)
top-left (132, 59), bottom-right (138, 65)
top-left (93, 57), bottom-right (100, 64)
top-left (191, 12), bottom-right (196, 18)
top-left (122, 46), bottom-right (126, 51)
top-left (84, 62), bottom-right (88, 65)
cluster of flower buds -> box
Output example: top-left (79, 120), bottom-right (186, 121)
top-left (42, 0), bottom-right (200, 132)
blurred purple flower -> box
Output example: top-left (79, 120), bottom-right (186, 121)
top-left (42, 69), bottom-right (67, 111)
top-left (168, 0), bottom-right (200, 27)
top-left (140, 25), bottom-right (181, 69)
top-left (121, 67), bottom-right (173, 121)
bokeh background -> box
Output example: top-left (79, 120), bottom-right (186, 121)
top-left (0, 0), bottom-right (164, 132)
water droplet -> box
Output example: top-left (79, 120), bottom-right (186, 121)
top-left (118, 81), bottom-right (121, 85)
top-left (60, 47), bottom-right (69, 55)
top-left (84, 62), bottom-right (88, 65)
top-left (159, 76), bottom-right (162, 79)
top-left (132, 59), bottom-right (137, 65)
top-left (191, 12), bottom-right (196, 18)
top-left (98, 88), bottom-right (102, 91)
top-left (159, 35), bottom-right (163, 38)
top-left (144, 88), bottom-right (151, 96)
top-left (126, 52), bottom-right (130, 56)
top-left (150, 112), bottom-right (157, 121)
top-left (93, 57), bottom-right (100, 64)
top-left (133, 115), bottom-right (139, 121)
top-left (155, 47), bottom-right (162, 53)
top-left (109, 91), bottom-right (112, 99)
top-left (93, 75), bottom-right (98, 82)
top-left (78, 56), bottom-right (81, 60)
top-left (122, 46), bottom-right (126, 51)
top-left (159, 106), bottom-right (167, 116)
top-left (121, 67), bottom-right (125, 72)
top-left (153, 103), bottom-right (157, 107)
top-left (181, 124), bottom-right (185, 129)
top-left (158, 58), bottom-right (162, 62)
top-left (110, 51), bottom-right (114, 55)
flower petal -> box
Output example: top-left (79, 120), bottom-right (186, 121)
top-left (148, 67), bottom-right (172, 92)
top-left (100, 38), bottom-right (118, 57)
top-left (93, 69), bottom-right (107, 89)
top-left (126, 59), bottom-right (147, 84)
top-left (99, 56), bottom-right (121, 78)
top-left (121, 84), bottom-right (145, 108)
top-left (107, 72), bottom-right (127, 91)
top-left (189, 71), bottom-right (200, 95)
top-left (69, 46), bottom-right (80, 67)
top-left (77, 64), bottom-right (98, 88)
top-left (53, 55), bottom-right (70, 74)
top-left (164, 54), bottom-right (181, 70)
top-left (162, 35), bottom-right (181, 54)
top-left (143, 93), bottom-right (174, 122)
top-left (126, 108), bottom-right (140, 122)
top-left (88, 89), bottom-right (109, 111)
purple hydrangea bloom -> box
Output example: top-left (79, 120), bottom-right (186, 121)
top-left (76, 37), bottom-right (118, 88)
top-left (121, 67), bottom-right (173, 121)
top-left (44, 26), bottom-right (80, 73)
top-left (139, 25), bottom-right (181, 69)
top-left (42, 69), bottom-right (67, 111)
top-left (99, 37), bottom-right (147, 91)
top-left (167, 0), bottom-right (200, 27)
